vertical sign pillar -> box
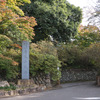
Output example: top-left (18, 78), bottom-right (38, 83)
top-left (22, 41), bottom-right (29, 79)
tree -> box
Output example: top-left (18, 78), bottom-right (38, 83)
top-left (0, 0), bottom-right (37, 47)
top-left (22, 0), bottom-right (82, 42)
top-left (0, 0), bottom-right (37, 81)
top-left (0, 0), bottom-right (37, 57)
top-left (73, 25), bottom-right (100, 48)
top-left (6, 0), bottom-right (31, 16)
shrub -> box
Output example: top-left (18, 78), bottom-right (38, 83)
top-left (30, 41), bottom-right (57, 56)
top-left (30, 52), bottom-right (61, 81)
top-left (84, 43), bottom-right (100, 74)
top-left (2, 48), bottom-right (22, 80)
top-left (1, 41), bottom-right (61, 81)
top-left (74, 49), bottom-right (94, 69)
top-left (30, 41), bottom-right (61, 81)
top-left (0, 55), bottom-right (19, 81)
top-left (57, 43), bottom-right (82, 68)
top-left (57, 43), bottom-right (95, 69)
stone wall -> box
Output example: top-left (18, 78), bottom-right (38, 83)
top-left (60, 69), bottom-right (97, 83)
top-left (32, 73), bottom-right (51, 88)
top-left (31, 69), bottom-right (97, 85)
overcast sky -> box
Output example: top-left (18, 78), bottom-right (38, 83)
top-left (67, 0), bottom-right (97, 8)
top-left (67, 0), bottom-right (98, 25)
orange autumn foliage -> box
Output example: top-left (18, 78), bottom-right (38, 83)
top-left (78, 25), bottom-right (100, 33)
top-left (0, 54), bottom-right (19, 66)
top-left (11, 44), bottom-right (22, 49)
top-left (0, 0), bottom-right (37, 42)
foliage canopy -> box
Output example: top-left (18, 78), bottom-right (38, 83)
top-left (0, 0), bottom-right (37, 49)
top-left (6, 0), bottom-right (31, 16)
top-left (74, 25), bottom-right (100, 48)
top-left (22, 0), bottom-right (82, 42)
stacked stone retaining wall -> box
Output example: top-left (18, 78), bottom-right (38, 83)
top-left (32, 73), bottom-right (51, 87)
top-left (60, 69), bottom-right (97, 83)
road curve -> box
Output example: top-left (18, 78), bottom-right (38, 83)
top-left (1, 81), bottom-right (100, 100)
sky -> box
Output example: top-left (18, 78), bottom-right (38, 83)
top-left (67, 0), bottom-right (97, 8)
top-left (67, 0), bottom-right (98, 25)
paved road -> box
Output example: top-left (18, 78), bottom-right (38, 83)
top-left (1, 81), bottom-right (100, 100)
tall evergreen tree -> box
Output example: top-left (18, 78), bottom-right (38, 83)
top-left (22, 0), bottom-right (82, 42)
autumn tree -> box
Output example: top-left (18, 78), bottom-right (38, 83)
top-left (73, 25), bottom-right (100, 48)
top-left (0, 0), bottom-right (37, 59)
top-left (6, 0), bottom-right (31, 16)
top-left (0, 0), bottom-right (37, 80)
top-left (0, 0), bottom-right (37, 54)
top-left (0, 0), bottom-right (37, 49)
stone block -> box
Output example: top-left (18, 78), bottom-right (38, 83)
top-left (0, 91), bottom-right (5, 97)
top-left (27, 88), bottom-right (36, 93)
top-left (17, 79), bottom-right (35, 87)
top-left (0, 81), bottom-right (10, 87)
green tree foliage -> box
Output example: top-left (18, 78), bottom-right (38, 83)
top-left (22, 0), bottom-right (82, 42)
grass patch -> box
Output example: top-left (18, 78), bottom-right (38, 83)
top-left (0, 84), bottom-right (16, 91)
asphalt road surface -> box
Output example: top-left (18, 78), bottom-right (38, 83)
top-left (1, 81), bottom-right (100, 100)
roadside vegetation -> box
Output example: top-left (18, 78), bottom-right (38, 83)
top-left (0, 0), bottom-right (100, 84)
